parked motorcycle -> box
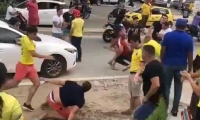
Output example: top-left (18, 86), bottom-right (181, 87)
top-left (102, 22), bottom-right (115, 43)
top-left (186, 24), bottom-right (200, 42)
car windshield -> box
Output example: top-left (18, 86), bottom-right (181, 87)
top-left (9, 25), bottom-right (42, 42)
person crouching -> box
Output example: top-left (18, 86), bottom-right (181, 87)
top-left (41, 79), bottom-right (91, 120)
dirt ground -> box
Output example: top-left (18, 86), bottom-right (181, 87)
top-left (5, 79), bottom-right (132, 120)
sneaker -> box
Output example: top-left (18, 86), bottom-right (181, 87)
top-left (22, 103), bottom-right (34, 111)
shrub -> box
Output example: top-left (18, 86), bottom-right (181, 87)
top-left (146, 97), bottom-right (168, 120)
top-left (0, 1), bottom-right (11, 18)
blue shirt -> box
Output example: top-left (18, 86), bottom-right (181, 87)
top-left (161, 30), bottom-right (193, 66)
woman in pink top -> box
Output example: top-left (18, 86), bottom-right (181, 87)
top-left (26, 0), bottom-right (39, 26)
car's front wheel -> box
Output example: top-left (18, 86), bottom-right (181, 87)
top-left (41, 55), bottom-right (67, 78)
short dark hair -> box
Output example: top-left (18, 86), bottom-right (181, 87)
top-left (27, 26), bottom-right (38, 34)
top-left (57, 5), bottom-right (63, 12)
top-left (132, 16), bottom-right (139, 20)
top-left (162, 14), bottom-right (168, 18)
top-left (82, 81), bottom-right (91, 92)
top-left (143, 45), bottom-right (155, 56)
top-left (129, 35), bottom-right (141, 43)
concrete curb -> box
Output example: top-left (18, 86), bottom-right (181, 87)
top-left (38, 28), bottom-right (104, 33)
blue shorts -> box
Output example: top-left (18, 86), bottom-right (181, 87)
top-left (62, 29), bottom-right (70, 36)
top-left (133, 102), bottom-right (156, 120)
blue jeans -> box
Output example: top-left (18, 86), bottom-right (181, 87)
top-left (133, 102), bottom-right (156, 120)
top-left (163, 65), bottom-right (186, 112)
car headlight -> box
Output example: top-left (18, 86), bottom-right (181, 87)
top-left (65, 48), bottom-right (77, 53)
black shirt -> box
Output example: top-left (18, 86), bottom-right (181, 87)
top-left (128, 25), bottom-right (142, 41)
top-left (142, 60), bottom-right (164, 104)
top-left (59, 81), bottom-right (85, 108)
top-left (62, 12), bottom-right (75, 29)
top-left (152, 21), bottom-right (162, 41)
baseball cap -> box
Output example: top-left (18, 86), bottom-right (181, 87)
top-left (175, 18), bottom-right (187, 27)
top-left (73, 9), bottom-right (81, 17)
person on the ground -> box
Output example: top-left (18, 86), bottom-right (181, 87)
top-left (128, 16), bottom-right (145, 43)
top-left (69, 9), bottom-right (84, 62)
top-left (181, 70), bottom-right (200, 120)
top-left (26, 0), bottom-right (39, 27)
top-left (191, 11), bottom-right (200, 32)
top-left (52, 6), bottom-right (66, 39)
top-left (157, 21), bottom-right (172, 42)
top-left (148, 14), bottom-right (168, 42)
top-left (141, 0), bottom-right (151, 28)
top-left (121, 35), bottom-right (144, 115)
top-left (2, 26), bottom-right (54, 111)
top-left (132, 45), bottom-right (164, 120)
top-left (161, 18), bottom-right (193, 116)
top-left (143, 35), bottom-right (161, 58)
top-left (5, 3), bottom-right (18, 22)
top-left (108, 24), bottom-right (132, 70)
top-left (0, 62), bottom-right (24, 120)
top-left (62, 7), bottom-right (75, 40)
top-left (9, 17), bottom-right (21, 28)
top-left (40, 79), bottom-right (91, 120)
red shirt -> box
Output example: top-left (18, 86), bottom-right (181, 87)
top-left (118, 39), bottom-right (130, 56)
top-left (27, 1), bottom-right (39, 26)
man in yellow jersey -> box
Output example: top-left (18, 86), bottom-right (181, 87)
top-left (121, 35), bottom-right (144, 115)
top-left (69, 9), bottom-right (84, 62)
top-left (0, 62), bottom-right (23, 120)
top-left (141, 0), bottom-right (151, 28)
top-left (143, 35), bottom-right (161, 57)
top-left (2, 26), bottom-right (54, 111)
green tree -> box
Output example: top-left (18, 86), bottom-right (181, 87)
top-left (0, 1), bottom-right (11, 18)
top-left (146, 97), bottom-right (168, 120)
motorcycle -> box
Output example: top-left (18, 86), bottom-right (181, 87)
top-left (75, 4), bottom-right (92, 19)
top-left (186, 24), bottom-right (200, 42)
top-left (83, 7), bottom-right (92, 19)
top-left (102, 22), bottom-right (115, 43)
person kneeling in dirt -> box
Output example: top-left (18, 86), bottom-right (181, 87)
top-left (41, 79), bottom-right (92, 120)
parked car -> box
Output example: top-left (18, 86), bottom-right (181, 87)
top-left (14, 0), bottom-right (69, 25)
top-left (124, 6), bottom-right (174, 27)
top-left (0, 20), bottom-right (77, 78)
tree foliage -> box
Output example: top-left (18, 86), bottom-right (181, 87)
top-left (146, 97), bottom-right (168, 120)
top-left (0, 0), bottom-right (11, 18)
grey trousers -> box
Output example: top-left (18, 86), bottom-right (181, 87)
top-left (52, 33), bottom-right (62, 39)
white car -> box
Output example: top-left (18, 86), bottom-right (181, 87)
top-left (0, 20), bottom-right (77, 78)
top-left (14, 0), bottom-right (69, 25)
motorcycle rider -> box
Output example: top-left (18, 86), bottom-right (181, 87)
top-left (114, 9), bottom-right (127, 25)
top-left (191, 11), bottom-right (200, 33)
top-left (5, 2), bottom-right (18, 24)
top-left (80, 0), bottom-right (88, 18)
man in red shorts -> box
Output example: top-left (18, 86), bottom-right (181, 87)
top-left (2, 26), bottom-right (54, 111)
top-left (40, 79), bottom-right (91, 120)
top-left (26, 0), bottom-right (39, 26)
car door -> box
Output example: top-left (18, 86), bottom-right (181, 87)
top-left (37, 2), bottom-right (50, 25)
top-left (0, 28), bottom-right (21, 73)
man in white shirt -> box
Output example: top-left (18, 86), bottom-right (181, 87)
top-left (157, 21), bottom-right (172, 40)
top-left (5, 5), bottom-right (17, 21)
top-left (52, 6), bottom-right (66, 39)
